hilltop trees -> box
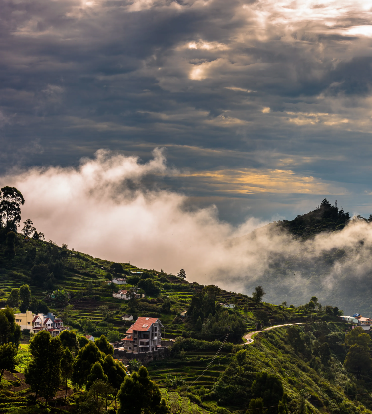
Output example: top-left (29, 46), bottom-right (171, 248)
top-left (21, 219), bottom-right (36, 238)
top-left (0, 186), bottom-right (25, 231)
top-left (252, 286), bottom-right (265, 304)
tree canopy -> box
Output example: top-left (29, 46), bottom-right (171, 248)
top-left (117, 366), bottom-right (168, 414)
top-left (0, 186), bottom-right (25, 231)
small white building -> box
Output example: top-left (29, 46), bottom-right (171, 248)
top-left (221, 303), bottom-right (235, 309)
top-left (122, 314), bottom-right (134, 321)
top-left (113, 290), bottom-right (145, 300)
top-left (112, 278), bottom-right (127, 285)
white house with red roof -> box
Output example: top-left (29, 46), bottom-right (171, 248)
top-left (123, 317), bottom-right (163, 353)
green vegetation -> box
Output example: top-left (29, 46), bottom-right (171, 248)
top-left (1, 189), bottom-right (372, 413)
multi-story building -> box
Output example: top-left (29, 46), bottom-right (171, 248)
top-left (14, 310), bottom-right (34, 330)
top-left (123, 317), bottom-right (163, 353)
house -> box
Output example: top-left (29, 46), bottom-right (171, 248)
top-left (113, 290), bottom-right (131, 300)
top-left (86, 334), bottom-right (95, 341)
top-left (14, 311), bottom-right (67, 336)
top-left (112, 278), bottom-right (127, 285)
top-left (113, 290), bottom-right (145, 300)
top-left (221, 303), bottom-right (235, 309)
top-left (340, 314), bottom-right (372, 331)
top-left (122, 317), bottom-right (163, 353)
top-left (14, 310), bottom-right (34, 330)
top-left (122, 314), bottom-right (134, 321)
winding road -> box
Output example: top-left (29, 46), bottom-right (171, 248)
top-left (243, 323), bottom-right (304, 344)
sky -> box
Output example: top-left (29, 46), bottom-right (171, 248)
top-left (2, 0), bottom-right (372, 296)
top-left (2, 0), bottom-right (372, 223)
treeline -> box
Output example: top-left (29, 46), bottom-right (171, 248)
top-left (0, 306), bottom-right (168, 413)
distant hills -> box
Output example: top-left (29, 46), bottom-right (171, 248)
top-left (243, 199), bottom-right (372, 316)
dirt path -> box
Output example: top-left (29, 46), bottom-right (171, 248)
top-left (243, 323), bottom-right (303, 344)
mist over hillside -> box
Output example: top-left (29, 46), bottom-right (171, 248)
top-left (239, 202), bottom-right (372, 316)
top-left (2, 150), bottom-right (372, 315)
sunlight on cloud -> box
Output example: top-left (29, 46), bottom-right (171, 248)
top-left (187, 41), bottom-right (229, 51)
top-left (286, 112), bottom-right (349, 126)
top-left (181, 168), bottom-right (345, 195)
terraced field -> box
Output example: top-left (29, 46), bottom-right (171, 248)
top-left (148, 349), bottom-right (234, 391)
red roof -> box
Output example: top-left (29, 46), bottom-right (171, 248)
top-left (126, 317), bottom-right (159, 333)
top-left (32, 316), bottom-right (39, 323)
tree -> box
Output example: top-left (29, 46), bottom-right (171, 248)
top-left (89, 379), bottom-right (115, 412)
top-left (5, 231), bottom-right (16, 258)
top-left (0, 307), bottom-right (21, 346)
top-left (138, 279), bottom-right (160, 296)
top-left (127, 358), bottom-right (143, 373)
top-left (177, 269), bottom-right (186, 279)
top-left (345, 327), bottom-right (371, 348)
top-left (25, 331), bottom-right (64, 404)
top-left (248, 398), bottom-right (264, 414)
top-left (0, 343), bottom-right (17, 381)
top-left (61, 348), bottom-right (74, 401)
top-left (252, 286), bottom-right (265, 304)
top-left (95, 335), bottom-right (114, 355)
top-left (7, 288), bottom-right (20, 308)
top-left (0, 186), bottom-right (25, 231)
top-left (19, 284), bottom-right (31, 312)
top-left (110, 263), bottom-right (124, 274)
top-left (344, 328), bottom-right (372, 378)
top-left (31, 264), bottom-right (51, 287)
top-left (103, 354), bottom-right (126, 390)
top-left (117, 366), bottom-right (169, 414)
top-left (60, 330), bottom-right (79, 354)
top-left (251, 372), bottom-right (284, 414)
top-left (86, 361), bottom-right (108, 390)
top-left (21, 219), bottom-right (36, 238)
top-left (107, 330), bottom-right (121, 343)
top-left (72, 341), bottom-right (105, 388)
top-left (78, 335), bottom-right (90, 349)
top-left (161, 299), bottom-right (171, 314)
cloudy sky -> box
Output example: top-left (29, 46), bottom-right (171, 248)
top-left (2, 0), bottom-right (372, 224)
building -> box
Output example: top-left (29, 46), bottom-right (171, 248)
top-left (122, 317), bottom-right (163, 353)
top-left (14, 310), bottom-right (34, 330)
top-left (112, 278), bottom-right (127, 285)
top-left (113, 290), bottom-right (145, 300)
top-left (340, 314), bottom-right (372, 331)
top-left (122, 314), bottom-right (134, 321)
top-left (15, 311), bottom-right (67, 337)
top-left (86, 335), bottom-right (95, 341)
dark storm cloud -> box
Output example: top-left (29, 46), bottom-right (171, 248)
top-left (1, 0), bottom-right (372, 220)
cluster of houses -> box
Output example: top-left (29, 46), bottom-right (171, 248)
top-left (14, 311), bottom-right (67, 336)
top-left (340, 313), bottom-right (372, 330)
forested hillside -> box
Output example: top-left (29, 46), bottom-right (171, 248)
top-left (1, 187), bottom-right (372, 413)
